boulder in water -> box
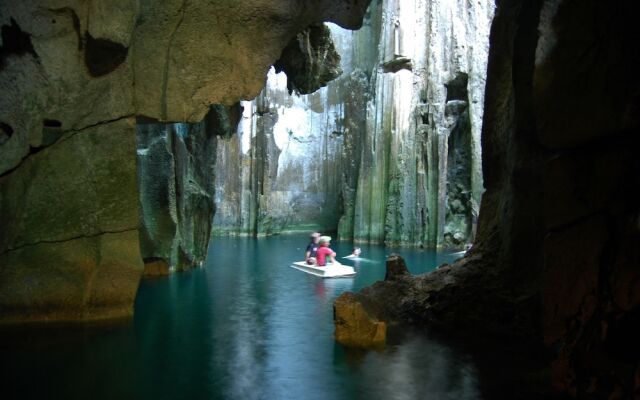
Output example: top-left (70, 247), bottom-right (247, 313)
top-left (334, 292), bottom-right (386, 348)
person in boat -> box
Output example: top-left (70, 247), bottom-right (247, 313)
top-left (316, 236), bottom-right (338, 267)
top-left (305, 232), bottom-right (321, 264)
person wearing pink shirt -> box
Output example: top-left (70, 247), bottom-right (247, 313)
top-left (315, 236), bottom-right (338, 266)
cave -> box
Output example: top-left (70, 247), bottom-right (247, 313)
top-left (0, 0), bottom-right (638, 399)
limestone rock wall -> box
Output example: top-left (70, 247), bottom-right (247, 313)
top-left (137, 106), bottom-right (230, 272)
top-left (335, 0), bottom-right (640, 397)
top-left (212, 0), bottom-right (494, 247)
top-left (212, 69), bottom-right (344, 236)
top-left (0, 118), bottom-right (142, 323)
top-left (0, 0), bottom-right (371, 322)
top-left (339, 0), bottom-right (494, 247)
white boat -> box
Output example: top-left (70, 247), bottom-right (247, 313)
top-left (290, 261), bottom-right (356, 278)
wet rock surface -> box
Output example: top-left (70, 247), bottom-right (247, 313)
top-left (142, 257), bottom-right (171, 277)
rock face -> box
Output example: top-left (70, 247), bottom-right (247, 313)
top-left (0, 118), bottom-right (143, 322)
top-left (212, 70), bottom-right (344, 236)
top-left (336, 0), bottom-right (493, 248)
top-left (0, 0), bottom-right (372, 322)
top-left (137, 106), bottom-right (227, 272)
top-left (274, 24), bottom-right (343, 95)
top-left (384, 254), bottom-right (409, 280)
top-left (212, 0), bottom-right (494, 246)
top-left (141, 258), bottom-right (170, 277)
top-left (336, 0), bottom-right (640, 398)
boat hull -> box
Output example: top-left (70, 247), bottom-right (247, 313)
top-left (290, 261), bottom-right (356, 278)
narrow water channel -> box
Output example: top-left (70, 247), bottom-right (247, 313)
top-left (3, 235), bottom-right (482, 400)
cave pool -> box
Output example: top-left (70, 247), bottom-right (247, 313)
top-left (2, 235), bottom-right (502, 400)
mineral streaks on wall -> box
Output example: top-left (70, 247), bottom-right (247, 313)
top-left (212, 69), bottom-right (344, 236)
top-left (212, 0), bottom-right (494, 247)
top-left (341, 0), bottom-right (494, 247)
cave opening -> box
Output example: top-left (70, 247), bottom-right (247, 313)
top-left (2, 0), bottom-right (639, 398)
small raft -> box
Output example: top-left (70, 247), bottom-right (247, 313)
top-left (290, 261), bottom-right (356, 278)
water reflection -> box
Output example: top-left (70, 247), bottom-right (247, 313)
top-left (134, 267), bottom-right (216, 399)
top-left (314, 277), bottom-right (355, 303)
top-left (350, 334), bottom-right (481, 400)
top-left (2, 234), bottom-right (472, 400)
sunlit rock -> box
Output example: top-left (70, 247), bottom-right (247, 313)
top-left (334, 292), bottom-right (387, 348)
top-left (334, 0), bottom-right (494, 247)
top-left (212, 67), bottom-right (345, 236)
top-left (212, 0), bottom-right (494, 245)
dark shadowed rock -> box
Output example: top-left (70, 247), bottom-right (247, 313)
top-left (381, 56), bottom-right (412, 73)
top-left (384, 254), bottom-right (409, 281)
top-left (336, 0), bottom-right (640, 398)
top-left (274, 24), bottom-right (342, 95)
top-left (136, 106), bottom-right (220, 271)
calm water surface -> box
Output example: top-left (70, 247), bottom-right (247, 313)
top-left (3, 235), bottom-right (482, 400)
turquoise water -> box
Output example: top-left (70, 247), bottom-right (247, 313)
top-left (2, 235), bottom-right (484, 400)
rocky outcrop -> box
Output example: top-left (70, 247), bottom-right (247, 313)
top-left (274, 24), bottom-right (342, 95)
top-left (336, 0), bottom-right (640, 397)
top-left (334, 253), bottom-right (532, 341)
top-left (0, 0), bottom-right (372, 322)
top-left (137, 106), bottom-right (227, 272)
top-left (0, 118), bottom-right (142, 323)
top-left (334, 292), bottom-right (386, 348)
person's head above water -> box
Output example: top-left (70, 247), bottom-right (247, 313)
top-left (310, 232), bottom-right (321, 243)
top-left (352, 247), bottom-right (361, 256)
top-left (319, 236), bottom-right (332, 246)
